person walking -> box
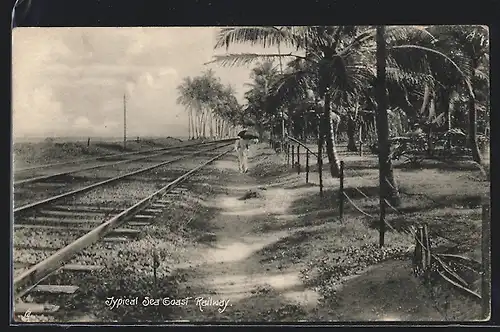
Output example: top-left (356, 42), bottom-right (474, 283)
top-left (234, 136), bottom-right (250, 173)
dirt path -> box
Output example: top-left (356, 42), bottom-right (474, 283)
top-left (165, 150), bottom-right (324, 322)
top-left (163, 146), bottom-right (483, 322)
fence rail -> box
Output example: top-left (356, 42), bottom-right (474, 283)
top-left (273, 135), bottom-right (489, 316)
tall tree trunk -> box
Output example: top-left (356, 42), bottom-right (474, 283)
top-left (439, 89), bottom-right (452, 150)
top-left (441, 90), bottom-right (452, 131)
top-left (427, 97), bottom-right (435, 156)
top-left (201, 110), bottom-right (207, 138)
top-left (196, 112), bottom-right (202, 138)
top-left (420, 84), bottom-right (431, 116)
top-left (376, 26), bottom-right (401, 207)
top-left (304, 113), bottom-right (308, 143)
top-left (347, 114), bottom-right (358, 152)
top-left (188, 109), bottom-right (192, 139)
top-left (209, 112), bottom-right (214, 139)
top-left (468, 92), bottom-right (481, 163)
top-left (468, 59), bottom-right (482, 163)
top-left (323, 91), bottom-right (341, 178)
top-left (192, 111), bottom-right (198, 138)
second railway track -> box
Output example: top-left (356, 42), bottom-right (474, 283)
top-left (13, 140), bottom-right (231, 211)
top-left (12, 140), bottom-right (235, 318)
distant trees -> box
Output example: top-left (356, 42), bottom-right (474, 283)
top-left (243, 62), bottom-right (282, 139)
top-left (206, 25), bottom-right (489, 183)
top-left (176, 69), bottom-right (243, 139)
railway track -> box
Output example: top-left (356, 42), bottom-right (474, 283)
top-left (13, 140), bottom-right (233, 211)
top-left (13, 139), bottom-right (212, 174)
top-left (12, 139), bottom-right (235, 319)
top-left (13, 139), bottom-right (229, 185)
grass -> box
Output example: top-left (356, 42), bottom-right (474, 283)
top-left (12, 137), bottom-right (188, 169)
top-left (248, 143), bottom-right (489, 321)
top-left (17, 141), bottom-right (489, 322)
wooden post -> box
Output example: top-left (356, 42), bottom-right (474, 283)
top-left (123, 93), bottom-right (127, 150)
top-left (482, 203), bottom-right (491, 320)
top-left (306, 149), bottom-right (310, 184)
top-left (418, 226), bottom-right (425, 270)
top-left (423, 223), bottom-right (431, 269)
top-left (379, 190), bottom-right (387, 248)
top-left (291, 144), bottom-right (295, 167)
top-left (318, 136), bottom-right (324, 198)
top-left (359, 140), bottom-right (363, 156)
top-left (287, 144), bottom-right (290, 166)
top-left (339, 161), bottom-right (344, 220)
top-left (152, 249), bottom-right (159, 291)
top-left (297, 145), bottom-right (301, 174)
top-left (413, 226), bottom-right (423, 273)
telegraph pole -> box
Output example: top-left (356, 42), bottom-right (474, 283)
top-left (123, 93), bottom-right (127, 150)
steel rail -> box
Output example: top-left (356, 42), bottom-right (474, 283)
top-left (14, 142), bottom-right (233, 214)
top-left (13, 147), bottom-right (232, 299)
top-left (14, 140), bottom-right (222, 185)
top-left (14, 138), bottom-right (236, 173)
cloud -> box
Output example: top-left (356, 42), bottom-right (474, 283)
top-left (12, 86), bottom-right (69, 137)
top-left (71, 116), bottom-right (120, 136)
top-left (12, 27), bottom-right (296, 138)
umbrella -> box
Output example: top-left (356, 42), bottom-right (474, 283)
top-left (237, 129), bottom-right (259, 140)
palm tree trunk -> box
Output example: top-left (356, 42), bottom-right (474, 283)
top-left (420, 84), bottom-right (430, 116)
top-left (188, 109), bottom-right (192, 139)
top-left (192, 111), bottom-right (197, 138)
top-left (427, 97), bottom-right (435, 156)
top-left (468, 59), bottom-right (482, 163)
top-left (376, 26), bottom-right (401, 207)
top-left (323, 91), bottom-right (341, 178)
top-left (202, 111), bottom-right (207, 138)
top-left (347, 115), bottom-right (358, 152)
top-left (440, 89), bottom-right (452, 150)
top-left (441, 90), bottom-right (452, 131)
top-left (468, 92), bottom-right (482, 163)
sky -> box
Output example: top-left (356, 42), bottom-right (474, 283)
top-left (12, 27), bottom-right (297, 139)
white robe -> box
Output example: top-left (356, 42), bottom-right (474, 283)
top-left (234, 138), bottom-right (249, 173)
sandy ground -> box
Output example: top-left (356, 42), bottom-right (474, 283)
top-left (164, 150), bottom-right (324, 321)
top-left (159, 145), bottom-right (485, 322)
top-left (13, 143), bottom-right (485, 323)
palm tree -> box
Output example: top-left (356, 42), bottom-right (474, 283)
top-left (176, 76), bottom-right (200, 139)
top-left (430, 25), bottom-right (489, 163)
top-left (208, 26), bottom-right (431, 179)
top-left (376, 26), bottom-right (399, 241)
top-left (177, 70), bottom-right (243, 139)
top-left (243, 62), bottom-right (282, 139)
top-left (208, 26), bottom-right (478, 204)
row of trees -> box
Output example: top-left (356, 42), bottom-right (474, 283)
top-left (201, 25), bottom-right (489, 206)
top-left (176, 70), bottom-right (244, 139)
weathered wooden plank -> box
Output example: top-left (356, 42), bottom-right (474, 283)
top-left (14, 224), bottom-right (92, 231)
top-left (50, 205), bottom-right (120, 212)
top-left (110, 228), bottom-right (141, 236)
top-left (39, 210), bottom-right (107, 217)
top-left (103, 237), bottom-right (129, 243)
top-left (14, 302), bottom-right (60, 314)
top-left (62, 264), bottom-right (105, 272)
top-left (33, 284), bottom-right (79, 294)
top-left (127, 221), bottom-right (151, 227)
top-left (134, 214), bottom-right (154, 219)
top-left (151, 203), bottom-right (167, 208)
top-left (144, 208), bottom-right (163, 213)
top-left (25, 216), bottom-right (101, 224)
